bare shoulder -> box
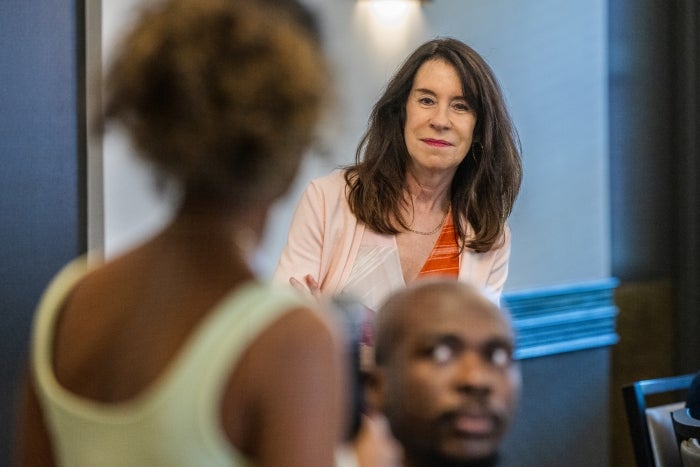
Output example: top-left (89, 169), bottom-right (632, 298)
top-left (225, 302), bottom-right (344, 396)
top-left (251, 304), bottom-right (342, 366)
top-left (221, 304), bottom-right (346, 465)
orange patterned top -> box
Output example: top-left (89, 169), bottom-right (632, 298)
top-left (417, 213), bottom-right (460, 278)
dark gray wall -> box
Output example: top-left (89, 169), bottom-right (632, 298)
top-left (0, 0), bottom-right (84, 464)
top-left (609, 0), bottom-right (700, 374)
top-left (502, 349), bottom-right (611, 467)
top-left (670, 0), bottom-right (700, 375)
top-left (609, 1), bottom-right (700, 464)
top-left (609, 0), bottom-right (674, 280)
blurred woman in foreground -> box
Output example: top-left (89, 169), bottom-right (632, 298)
top-left (14, 0), bottom-right (344, 465)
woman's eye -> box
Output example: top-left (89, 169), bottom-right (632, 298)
top-left (432, 344), bottom-right (454, 363)
top-left (490, 347), bottom-right (511, 367)
top-left (453, 102), bottom-right (470, 112)
top-left (418, 97), bottom-right (435, 105)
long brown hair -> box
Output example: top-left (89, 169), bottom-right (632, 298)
top-left (345, 38), bottom-right (521, 253)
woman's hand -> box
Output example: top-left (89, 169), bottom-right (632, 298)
top-left (289, 274), bottom-right (320, 299)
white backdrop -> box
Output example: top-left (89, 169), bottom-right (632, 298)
top-left (90, 0), bottom-right (609, 292)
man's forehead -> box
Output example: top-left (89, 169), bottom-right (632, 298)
top-left (405, 291), bottom-right (505, 322)
top-left (401, 296), bottom-right (513, 340)
top-left (408, 316), bottom-right (513, 343)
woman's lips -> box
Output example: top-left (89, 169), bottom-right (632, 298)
top-left (422, 138), bottom-right (453, 148)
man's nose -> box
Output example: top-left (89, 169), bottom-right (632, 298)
top-left (454, 351), bottom-right (491, 394)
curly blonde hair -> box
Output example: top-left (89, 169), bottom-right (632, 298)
top-left (104, 0), bottom-right (329, 204)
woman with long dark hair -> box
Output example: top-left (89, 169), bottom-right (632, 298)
top-left (275, 38), bottom-right (522, 311)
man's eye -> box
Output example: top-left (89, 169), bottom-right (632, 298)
top-left (489, 347), bottom-right (512, 367)
top-left (432, 343), bottom-right (454, 363)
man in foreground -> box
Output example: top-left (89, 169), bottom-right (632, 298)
top-left (366, 279), bottom-right (521, 467)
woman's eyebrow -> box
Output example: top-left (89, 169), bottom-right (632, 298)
top-left (413, 88), bottom-right (468, 101)
top-left (413, 88), bottom-right (437, 96)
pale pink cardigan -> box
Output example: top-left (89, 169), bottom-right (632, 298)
top-left (273, 170), bottom-right (511, 302)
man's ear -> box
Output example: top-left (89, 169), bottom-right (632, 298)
top-left (363, 367), bottom-right (387, 413)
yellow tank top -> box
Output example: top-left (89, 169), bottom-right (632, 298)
top-left (31, 258), bottom-right (305, 467)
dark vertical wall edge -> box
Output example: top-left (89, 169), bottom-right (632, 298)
top-left (76, 0), bottom-right (88, 253)
top-left (608, 0), bottom-right (674, 281)
top-left (672, 0), bottom-right (700, 373)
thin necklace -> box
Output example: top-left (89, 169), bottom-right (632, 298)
top-left (407, 205), bottom-right (450, 236)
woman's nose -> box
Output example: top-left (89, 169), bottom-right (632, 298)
top-left (429, 105), bottom-right (451, 129)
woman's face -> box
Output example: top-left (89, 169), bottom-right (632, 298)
top-left (403, 59), bottom-right (477, 177)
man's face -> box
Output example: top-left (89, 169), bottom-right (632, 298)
top-left (376, 291), bottom-right (521, 466)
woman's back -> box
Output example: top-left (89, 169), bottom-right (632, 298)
top-left (52, 230), bottom-right (253, 404)
top-left (33, 225), bottom-right (344, 465)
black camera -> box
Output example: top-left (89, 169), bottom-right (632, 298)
top-left (331, 294), bottom-right (375, 441)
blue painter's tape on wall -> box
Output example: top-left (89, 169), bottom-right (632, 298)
top-left (503, 278), bottom-right (620, 359)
